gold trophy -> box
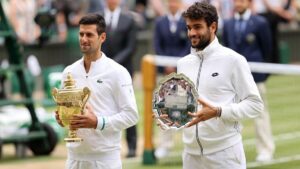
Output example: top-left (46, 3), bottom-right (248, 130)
top-left (52, 72), bottom-right (91, 142)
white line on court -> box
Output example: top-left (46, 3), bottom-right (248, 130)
top-left (247, 154), bottom-right (300, 168)
top-left (244, 131), bottom-right (300, 146)
top-left (126, 131), bottom-right (300, 165)
top-left (127, 153), bottom-right (300, 167)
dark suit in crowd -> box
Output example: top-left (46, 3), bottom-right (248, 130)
top-left (222, 13), bottom-right (272, 82)
top-left (102, 10), bottom-right (138, 157)
top-left (154, 15), bottom-right (190, 58)
top-left (102, 11), bottom-right (137, 75)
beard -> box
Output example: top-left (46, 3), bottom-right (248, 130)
top-left (189, 30), bottom-right (211, 51)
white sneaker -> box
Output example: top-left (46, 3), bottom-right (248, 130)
top-left (256, 153), bottom-right (273, 162)
top-left (155, 147), bottom-right (169, 159)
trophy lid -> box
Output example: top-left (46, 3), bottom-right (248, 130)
top-left (64, 72), bottom-right (76, 89)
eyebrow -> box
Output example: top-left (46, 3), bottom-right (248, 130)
top-left (79, 31), bottom-right (94, 34)
top-left (187, 23), bottom-right (202, 28)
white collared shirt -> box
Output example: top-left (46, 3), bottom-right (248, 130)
top-left (104, 7), bottom-right (121, 30)
top-left (62, 53), bottom-right (138, 157)
top-left (167, 11), bottom-right (182, 33)
top-left (234, 9), bottom-right (251, 33)
top-left (234, 9), bottom-right (251, 21)
top-left (178, 37), bottom-right (263, 155)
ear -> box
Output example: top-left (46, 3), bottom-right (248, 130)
top-left (99, 32), bottom-right (106, 43)
top-left (210, 22), bottom-right (217, 34)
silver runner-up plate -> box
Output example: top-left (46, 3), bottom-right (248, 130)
top-left (153, 73), bottom-right (199, 128)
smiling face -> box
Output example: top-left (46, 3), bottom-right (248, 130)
top-left (79, 24), bottom-right (106, 55)
top-left (185, 18), bottom-right (216, 50)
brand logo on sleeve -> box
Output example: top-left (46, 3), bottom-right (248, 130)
top-left (97, 79), bottom-right (103, 83)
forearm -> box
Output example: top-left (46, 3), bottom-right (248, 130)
top-left (220, 95), bottom-right (263, 121)
top-left (96, 108), bottom-right (138, 132)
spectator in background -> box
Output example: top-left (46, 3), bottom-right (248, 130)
top-left (252, 0), bottom-right (295, 63)
top-left (88, 0), bottom-right (104, 13)
top-left (222, 0), bottom-right (274, 162)
top-left (7, 0), bottom-right (41, 44)
top-left (212, 0), bottom-right (234, 20)
top-left (54, 10), bottom-right (68, 42)
top-left (153, 0), bottom-right (190, 158)
top-left (87, 0), bottom-right (130, 13)
top-left (5, 0), bottom-right (42, 98)
top-left (211, 0), bottom-right (234, 32)
top-left (101, 0), bottom-right (138, 158)
top-left (149, 0), bottom-right (166, 16)
top-left (154, 0), bottom-right (190, 75)
top-left (135, 0), bottom-right (148, 16)
top-left (53, 0), bottom-right (89, 60)
top-left (35, 0), bottom-right (68, 43)
top-left (0, 60), bottom-right (9, 99)
top-left (296, 0), bottom-right (300, 22)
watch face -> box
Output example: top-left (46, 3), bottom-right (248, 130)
top-left (153, 73), bottom-right (198, 128)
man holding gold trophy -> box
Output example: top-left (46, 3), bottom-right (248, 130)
top-left (53, 13), bottom-right (139, 169)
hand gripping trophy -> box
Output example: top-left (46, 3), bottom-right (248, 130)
top-left (52, 72), bottom-right (90, 142)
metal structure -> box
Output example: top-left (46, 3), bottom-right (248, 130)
top-left (0, 1), bottom-right (57, 158)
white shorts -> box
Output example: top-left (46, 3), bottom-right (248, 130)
top-left (66, 158), bottom-right (122, 169)
top-left (183, 141), bottom-right (246, 169)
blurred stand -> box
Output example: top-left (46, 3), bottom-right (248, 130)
top-left (0, 0), bottom-right (299, 101)
top-left (253, 0), bottom-right (298, 63)
top-left (6, 0), bottom-right (41, 45)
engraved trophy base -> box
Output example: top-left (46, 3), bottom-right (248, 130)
top-left (64, 129), bottom-right (83, 142)
top-left (64, 137), bottom-right (83, 142)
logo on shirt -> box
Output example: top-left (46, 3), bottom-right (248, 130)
top-left (97, 79), bottom-right (103, 83)
top-left (212, 72), bottom-right (219, 77)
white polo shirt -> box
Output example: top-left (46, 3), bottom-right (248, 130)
top-left (62, 53), bottom-right (138, 160)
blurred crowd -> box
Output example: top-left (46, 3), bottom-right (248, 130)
top-left (1, 0), bottom-right (300, 161)
top-left (1, 0), bottom-right (299, 45)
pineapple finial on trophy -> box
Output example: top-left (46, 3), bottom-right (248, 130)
top-left (64, 72), bottom-right (76, 89)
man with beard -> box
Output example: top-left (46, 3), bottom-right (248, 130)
top-left (155, 2), bottom-right (263, 168)
top-left (55, 13), bottom-right (138, 169)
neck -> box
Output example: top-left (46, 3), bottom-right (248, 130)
top-left (83, 50), bottom-right (102, 73)
top-left (238, 9), bottom-right (247, 15)
top-left (170, 10), bottom-right (178, 16)
top-left (108, 6), bottom-right (117, 12)
top-left (210, 35), bottom-right (215, 43)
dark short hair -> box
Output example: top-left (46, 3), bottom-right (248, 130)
top-left (182, 2), bottom-right (218, 33)
top-left (79, 13), bottom-right (106, 35)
